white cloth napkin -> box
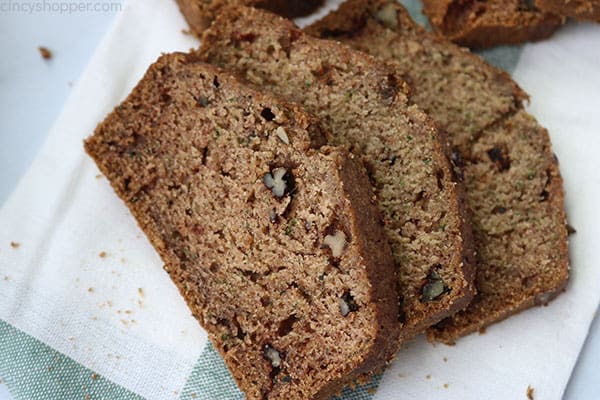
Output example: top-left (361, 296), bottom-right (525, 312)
top-left (0, 0), bottom-right (599, 399)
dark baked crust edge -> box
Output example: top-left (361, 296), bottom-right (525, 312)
top-left (421, 0), bottom-right (565, 49)
top-left (536, 0), bottom-right (600, 22)
top-left (175, 0), bottom-right (325, 36)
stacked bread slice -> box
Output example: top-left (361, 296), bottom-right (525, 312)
top-left (85, 1), bottom-right (569, 398)
top-left (306, 0), bottom-right (569, 344)
top-left (85, 54), bottom-right (401, 400)
top-left (421, 0), bottom-right (565, 48)
top-left (198, 5), bottom-right (477, 342)
top-left (175, 0), bottom-right (324, 34)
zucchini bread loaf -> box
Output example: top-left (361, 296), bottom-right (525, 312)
top-left (421, 0), bottom-right (565, 48)
top-left (176, 0), bottom-right (324, 35)
top-left (84, 53), bottom-right (400, 399)
top-left (198, 6), bottom-right (476, 340)
top-left (536, 0), bottom-right (600, 22)
top-left (307, 0), bottom-right (569, 344)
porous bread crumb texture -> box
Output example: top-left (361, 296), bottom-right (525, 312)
top-left (307, 0), bottom-right (569, 344)
top-left (175, 0), bottom-right (324, 35)
top-left (431, 110), bottom-right (569, 341)
top-left (198, 5), bottom-right (476, 340)
top-left (536, 0), bottom-right (600, 22)
top-left (84, 53), bottom-right (399, 400)
top-left (421, 0), bottom-right (565, 48)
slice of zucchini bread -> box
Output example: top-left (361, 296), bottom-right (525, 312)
top-left (307, 0), bottom-right (569, 344)
top-left (175, 0), bottom-right (324, 35)
top-left (421, 0), bottom-right (565, 49)
top-left (198, 6), bottom-right (476, 340)
top-left (84, 53), bottom-right (400, 399)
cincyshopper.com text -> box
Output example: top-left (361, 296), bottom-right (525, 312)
top-left (0, 0), bottom-right (122, 14)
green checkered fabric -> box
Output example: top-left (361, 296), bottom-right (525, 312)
top-left (0, 320), bottom-right (381, 400)
top-left (0, 320), bottom-right (140, 400)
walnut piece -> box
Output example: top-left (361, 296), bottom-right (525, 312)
top-left (374, 3), bottom-right (398, 29)
top-left (324, 230), bottom-right (346, 258)
top-left (275, 126), bottom-right (289, 144)
top-left (263, 345), bottom-right (282, 368)
top-left (339, 297), bottom-right (351, 317)
top-left (263, 168), bottom-right (288, 197)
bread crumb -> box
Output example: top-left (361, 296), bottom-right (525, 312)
top-left (138, 287), bottom-right (144, 297)
top-left (181, 28), bottom-right (193, 35)
top-left (10, 241), bottom-right (20, 249)
top-left (527, 385), bottom-right (535, 400)
top-left (87, 287), bottom-right (94, 293)
top-left (190, 393), bottom-right (197, 399)
top-left (426, 374), bottom-right (431, 380)
top-left (99, 251), bottom-right (107, 258)
top-left (95, 174), bottom-right (102, 179)
top-left (91, 373), bottom-right (98, 380)
top-left (3, 275), bottom-right (9, 281)
top-left (444, 383), bottom-right (449, 389)
top-left (478, 326), bottom-right (487, 335)
top-left (125, 309), bottom-right (132, 314)
top-left (443, 357), bottom-right (448, 362)
top-left (38, 46), bottom-right (52, 60)
top-left (367, 387), bottom-right (377, 395)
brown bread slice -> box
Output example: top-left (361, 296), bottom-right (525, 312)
top-left (84, 53), bottom-right (400, 399)
top-left (175, 0), bottom-right (324, 35)
top-left (198, 6), bottom-right (476, 341)
top-left (307, 0), bottom-right (569, 343)
top-left (536, 0), bottom-right (600, 22)
top-left (421, 0), bottom-right (565, 48)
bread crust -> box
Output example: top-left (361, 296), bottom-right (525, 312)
top-left (175, 0), bottom-right (324, 35)
top-left (536, 0), bottom-right (600, 22)
top-left (421, 0), bottom-right (565, 49)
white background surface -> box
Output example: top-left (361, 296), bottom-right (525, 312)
top-left (0, 1), bottom-right (598, 399)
